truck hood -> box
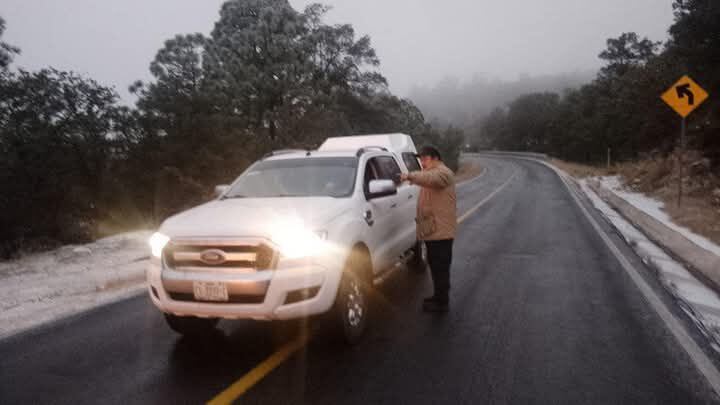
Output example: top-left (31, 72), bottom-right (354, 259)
top-left (158, 197), bottom-right (353, 239)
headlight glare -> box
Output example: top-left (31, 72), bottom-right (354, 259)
top-left (149, 232), bottom-right (170, 258)
top-left (272, 226), bottom-right (328, 259)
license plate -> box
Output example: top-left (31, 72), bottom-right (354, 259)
top-left (193, 281), bottom-right (229, 302)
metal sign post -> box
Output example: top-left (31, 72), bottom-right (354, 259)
top-left (661, 75), bottom-right (709, 207)
top-left (678, 117), bottom-right (686, 206)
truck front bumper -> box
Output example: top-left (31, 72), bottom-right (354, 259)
top-left (146, 258), bottom-right (342, 321)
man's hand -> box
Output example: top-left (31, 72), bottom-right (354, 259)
top-left (400, 173), bottom-right (410, 182)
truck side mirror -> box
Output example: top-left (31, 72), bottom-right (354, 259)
top-left (367, 179), bottom-right (397, 199)
top-left (214, 185), bottom-right (230, 198)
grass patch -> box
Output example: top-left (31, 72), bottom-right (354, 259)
top-left (550, 159), bottom-right (610, 178)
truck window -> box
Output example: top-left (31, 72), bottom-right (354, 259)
top-left (402, 152), bottom-right (421, 172)
top-left (363, 158), bottom-right (382, 196)
top-left (363, 156), bottom-right (401, 199)
top-left (225, 157), bottom-right (358, 198)
top-left (374, 156), bottom-right (402, 180)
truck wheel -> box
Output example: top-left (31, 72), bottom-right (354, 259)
top-left (409, 240), bottom-right (428, 273)
top-left (334, 250), bottom-right (370, 344)
top-left (164, 313), bottom-right (219, 337)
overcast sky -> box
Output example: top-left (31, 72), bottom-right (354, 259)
top-left (2, 0), bottom-right (674, 103)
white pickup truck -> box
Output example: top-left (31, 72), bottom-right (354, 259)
top-left (146, 134), bottom-right (426, 343)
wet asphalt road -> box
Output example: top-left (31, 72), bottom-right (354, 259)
top-left (1, 156), bottom-right (719, 404)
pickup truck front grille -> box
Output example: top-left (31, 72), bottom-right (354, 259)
top-left (163, 242), bottom-right (275, 270)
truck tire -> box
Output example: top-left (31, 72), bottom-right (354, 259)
top-left (408, 240), bottom-right (428, 273)
top-left (333, 249), bottom-right (371, 345)
top-left (164, 313), bottom-right (219, 337)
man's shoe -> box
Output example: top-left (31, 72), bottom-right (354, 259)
top-left (422, 300), bottom-right (449, 313)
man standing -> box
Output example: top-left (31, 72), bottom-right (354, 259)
top-left (400, 145), bottom-right (457, 312)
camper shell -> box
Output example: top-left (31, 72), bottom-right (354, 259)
top-left (319, 133), bottom-right (421, 172)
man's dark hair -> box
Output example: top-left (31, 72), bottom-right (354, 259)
top-left (416, 145), bottom-right (442, 160)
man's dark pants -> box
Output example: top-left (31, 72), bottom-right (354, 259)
top-left (424, 239), bottom-right (454, 303)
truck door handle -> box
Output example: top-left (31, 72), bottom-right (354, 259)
top-left (364, 210), bottom-right (374, 226)
top-left (408, 194), bottom-right (413, 199)
top-left (391, 203), bottom-right (398, 208)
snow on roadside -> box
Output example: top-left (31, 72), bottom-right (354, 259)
top-left (0, 231), bottom-right (152, 339)
top-left (0, 159), bottom-right (492, 340)
top-left (599, 175), bottom-right (720, 256)
top-left (580, 179), bottom-right (720, 351)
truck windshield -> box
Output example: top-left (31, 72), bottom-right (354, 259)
top-left (224, 157), bottom-right (358, 198)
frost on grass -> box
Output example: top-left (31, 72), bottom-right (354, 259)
top-left (599, 176), bottom-right (720, 256)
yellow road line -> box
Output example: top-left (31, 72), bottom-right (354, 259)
top-left (207, 333), bottom-right (311, 405)
top-left (207, 168), bottom-right (518, 404)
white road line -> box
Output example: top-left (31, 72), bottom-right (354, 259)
top-left (457, 166), bottom-right (519, 224)
top-left (551, 165), bottom-right (720, 396)
top-left (483, 153), bottom-right (720, 396)
top-left (457, 167), bottom-right (487, 188)
top-left (209, 159), bottom-right (521, 404)
top-left (374, 165), bottom-right (518, 286)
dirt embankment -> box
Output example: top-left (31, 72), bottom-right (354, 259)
top-left (553, 151), bottom-right (720, 246)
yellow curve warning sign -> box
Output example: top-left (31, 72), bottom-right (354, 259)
top-left (661, 75), bottom-right (709, 118)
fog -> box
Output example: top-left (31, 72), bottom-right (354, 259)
top-left (2, 0), bottom-right (673, 111)
top-left (408, 70), bottom-right (599, 131)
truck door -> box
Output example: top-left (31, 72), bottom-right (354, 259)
top-left (373, 155), bottom-right (415, 261)
top-left (399, 152), bottom-right (422, 248)
top-left (362, 157), bottom-right (399, 274)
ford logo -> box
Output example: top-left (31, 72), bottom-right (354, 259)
top-left (200, 249), bottom-right (227, 265)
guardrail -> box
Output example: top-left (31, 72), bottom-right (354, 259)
top-left (465, 151), bottom-right (549, 161)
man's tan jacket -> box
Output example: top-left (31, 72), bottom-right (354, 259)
top-left (407, 163), bottom-right (457, 241)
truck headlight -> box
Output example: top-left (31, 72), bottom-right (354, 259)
top-left (149, 232), bottom-right (170, 258)
top-left (272, 226), bottom-right (328, 259)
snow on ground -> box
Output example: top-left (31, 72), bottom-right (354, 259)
top-left (599, 175), bottom-right (720, 256)
top-left (580, 179), bottom-right (720, 352)
top-left (0, 231), bottom-right (152, 339)
top-left (0, 163), bottom-right (491, 340)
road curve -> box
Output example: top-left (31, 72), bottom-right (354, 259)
top-left (1, 156), bottom-right (718, 404)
